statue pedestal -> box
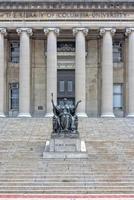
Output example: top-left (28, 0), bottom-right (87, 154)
top-left (43, 137), bottom-right (88, 159)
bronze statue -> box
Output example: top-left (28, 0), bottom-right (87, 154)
top-left (51, 93), bottom-right (81, 136)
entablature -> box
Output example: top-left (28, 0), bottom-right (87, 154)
top-left (0, 1), bottom-right (134, 11)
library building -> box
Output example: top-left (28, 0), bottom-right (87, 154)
top-left (0, 0), bottom-right (134, 196)
top-left (0, 0), bottom-right (134, 118)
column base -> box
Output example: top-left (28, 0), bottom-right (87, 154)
top-left (127, 113), bottom-right (134, 118)
top-left (18, 113), bottom-right (31, 118)
top-left (77, 112), bottom-right (88, 117)
top-left (101, 112), bottom-right (115, 118)
top-left (45, 112), bottom-right (53, 117)
top-left (0, 112), bottom-right (6, 118)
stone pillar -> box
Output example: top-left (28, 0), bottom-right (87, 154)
top-left (73, 28), bottom-right (88, 117)
top-left (44, 28), bottom-right (59, 117)
top-left (126, 28), bottom-right (134, 117)
top-left (17, 28), bottom-right (32, 117)
top-left (100, 28), bottom-right (116, 117)
top-left (0, 28), bottom-right (7, 117)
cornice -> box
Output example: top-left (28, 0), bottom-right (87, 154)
top-left (0, 0), bottom-right (134, 1)
top-left (0, 2), bottom-right (134, 11)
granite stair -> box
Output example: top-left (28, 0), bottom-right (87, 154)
top-left (0, 118), bottom-right (134, 193)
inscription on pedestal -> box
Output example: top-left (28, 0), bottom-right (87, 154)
top-left (49, 138), bottom-right (81, 152)
top-left (55, 143), bottom-right (76, 152)
top-left (43, 138), bottom-right (88, 159)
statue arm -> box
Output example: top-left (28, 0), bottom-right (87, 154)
top-left (51, 93), bottom-right (57, 115)
top-left (51, 98), bottom-right (55, 108)
top-left (74, 100), bottom-right (82, 112)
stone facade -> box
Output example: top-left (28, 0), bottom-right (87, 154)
top-left (0, 0), bottom-right (134, 117)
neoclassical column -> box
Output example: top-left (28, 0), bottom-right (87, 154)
top-left (0, 28), bottom-right (7, 117)
top-left (73, 28), bottom-right (88, 117)
top-left (44, 28), bottom-right (59, 117)
top-left (100, 28), bottom-right (116, 117)
top-left (126, 28), bottom-right (134, 117)
top-left (17, 28), bottom-right (32, 117)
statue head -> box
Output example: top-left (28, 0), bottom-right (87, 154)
top-left (63, 98), bottom-right (67, 105)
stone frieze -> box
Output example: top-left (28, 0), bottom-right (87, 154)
top-left (0, 11), bottom-right (132, 21)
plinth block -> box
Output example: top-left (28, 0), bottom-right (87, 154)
top-left (43, 138), bottom-right (88, 159)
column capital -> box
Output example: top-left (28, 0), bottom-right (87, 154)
top-left (100, 28), bottom-right (116, 36)
top-left (44, 28), bottom-right (60, 36)
top-left (73, 28), bottom-right (88, 36)
top-left (125, 28), bottom-right (134, 36)
top-left (16, 28), bottom-right (32, 36)
top-left (0, 28), bottom-right (7, 36)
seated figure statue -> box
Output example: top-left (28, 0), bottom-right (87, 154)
top-left (69, 100), bottom-right (81, 132)
top-left (51, 93), bottom-right (81, 136)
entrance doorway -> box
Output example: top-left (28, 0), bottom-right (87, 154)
top-left (57, 70), bottom-right (75, 105)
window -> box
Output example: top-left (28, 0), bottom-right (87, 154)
top-left (10, 41), bottom-right (20, 63)
top-left (113, 42), bottom-right (123, 63)
top-left (113, 84), bottom-right (123, 109)
top-left (57, 41), bottom-right (75, 52)
top-left (67, 81), bottom-right (73, 92)
top-left (9, 83), bottom-right (19, 110)
top-left (59, 81), bottom-right (65, 92)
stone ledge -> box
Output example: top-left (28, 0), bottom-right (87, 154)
top-left (43, 151), bottom-right (88, 159)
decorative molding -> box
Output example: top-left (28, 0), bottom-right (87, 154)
top-left (16, 28), bottom-right (33, 36)
top-left (100, 28), bottom-right (116, 36)
top-left (73, 28), bottom-right (88, 36)
top-left (57, 52), bottom-right (75, 56)
top-left (45, 52), bottom-right (75, 57)
top-left (0, 2), bottom-right (134, 11)
top-left (57, 63), bottom-right (75, 69)
top-left (44, 28), bottom-right (60, 36)
top-left (125, 27), bottom-right (134, 36)
top-left (0, 28), bottom-right (7, 35)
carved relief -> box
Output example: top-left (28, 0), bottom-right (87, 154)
top-left (0, 2), bottom-right (134, 11)
top-left (58, 63), bottom-right (75, 69)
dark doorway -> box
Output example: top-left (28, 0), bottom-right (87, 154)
top-left (57, 70), bottom-right (75, 105)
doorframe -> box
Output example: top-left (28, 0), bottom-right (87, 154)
top-left (57, 69), bottom-right (75, 104)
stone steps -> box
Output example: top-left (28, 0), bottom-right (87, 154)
top-left (0, 173), bottom-right (132, 176)
top-left (0, 177), bottom-right (133, 180)
top-left (0, 186), bottom-right (134, 193)
top-left (2, 163), bottom-right (132, 167)
top-left (0, 118), bottom-right (134, 142)
top-left (2, 162), bottom-right (133, 166)
top-left (3, 161), bottom-right (133, 164)
top-left (0, 181), bottom-right (134, 186)
top-left (0, 179), bottom-right (133, 184)
top-left (1, 168), bottom-right (131, 172)
top-left (0, 174), bottom-right (133, 178)
top-left (0, 171), bottom-right (133, 175)
top-left (0, 191), bottom-right (133, 194)
top-left (0, 178), bottom-right (134, 182)
top-left (0, 118), bottom-right (134, 193)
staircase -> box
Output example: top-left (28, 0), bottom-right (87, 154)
top-left (0, 118), bottom-right (134, 194)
